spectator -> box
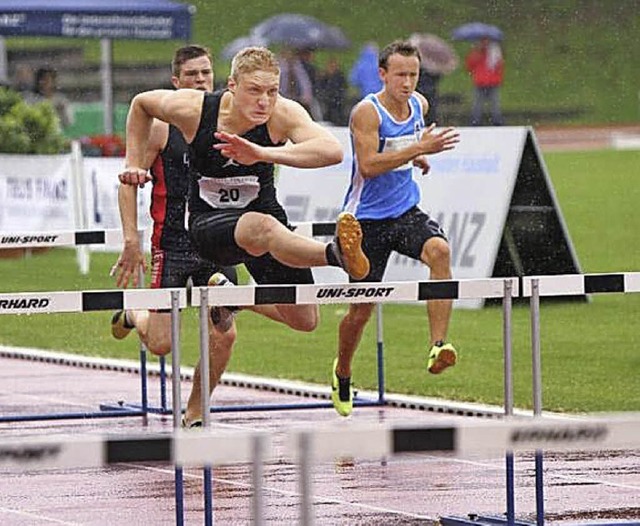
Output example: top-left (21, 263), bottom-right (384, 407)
top-left (297, 48), bottom-right (318, 94)
top-left (465, 38), bottom-right (504, 126)
top-left (416, 69), bottom-right (442, 125)
top-left (349, 43), bottom-right (383, 99)
top-left (28, 67), bottom-right (74, 129)
top-left (297, 48), bottom-right (324, 121)
top-left (12, 64), bottom-right (34, 97)
top-left (318, 56), bottom-right (348, 125)
top-left (278, 48), bottom-right (319, 119)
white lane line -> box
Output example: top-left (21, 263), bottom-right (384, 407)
top-left (128, 463), bottom-right (438, 522)
top-left (420, 454), bottom-right (640, 491)
top-left (0, 506), bottom-right (80, 525)
top-left (0, 391), bottom-right (97, 409)
top-left (542, 469), bottom-right (640, 491)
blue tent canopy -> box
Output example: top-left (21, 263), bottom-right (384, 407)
top-left (0, 0), bottom-right (193, 40)
top-left (0, 0), bottom-right (194, 133)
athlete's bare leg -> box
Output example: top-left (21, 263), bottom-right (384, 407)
top-left (336, 303), bottom-right (375, 378)
top-left (184, 320), bottom-right (237, 423)
top-left (420, 237), bottom-right (453, 344)
top-left (234, 211), bottom-right (370, 280)
top-left (249, 304), bottom-right (319, 332)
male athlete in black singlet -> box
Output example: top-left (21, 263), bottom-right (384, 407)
top-left (187, 89), bottom-right (317, 285)
top-left (119, 47), bottom-right (371, 404)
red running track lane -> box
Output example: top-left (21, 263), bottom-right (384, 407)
top-left (0, 357), bottom-right (639, 525)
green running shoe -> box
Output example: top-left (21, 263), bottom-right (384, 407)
top-left (331, 358), bottom-right (353, 417)
top-left (427, 341), bottom-right (457, 374)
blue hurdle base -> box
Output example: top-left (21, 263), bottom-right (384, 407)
top-left (441, 514), bottom-right (534, 526)
top-left (100, 396), bottom-right (384, 415)
top-left (0, 409), bottom-right (145, 423)
top-left (441, 516), bottom-right (639, 526)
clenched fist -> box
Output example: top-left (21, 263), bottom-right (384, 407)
top-left (119, 167), bottom-right (152, 187)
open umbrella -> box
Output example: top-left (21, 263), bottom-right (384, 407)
top-left (250, 13), bottom-right (350, 50)
top-left (222, 35), bottom-right (268, 60)
top-left (451, 22), bottom-right (503, 42)
top-left (409, 33), bottom-right (459, 75)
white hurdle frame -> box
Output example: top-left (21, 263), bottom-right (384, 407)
top-left (0, 273), bottom-right (518, 525)
top-left (519, 272), bottom-right (640, 526)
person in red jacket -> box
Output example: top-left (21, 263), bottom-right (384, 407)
top-left (465, 38), bottom-right (504, 125)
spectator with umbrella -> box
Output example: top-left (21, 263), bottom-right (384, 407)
top-left (452, 22), bottom-right (505, 126)
top-left (409, 33), bottom-right (459, 124)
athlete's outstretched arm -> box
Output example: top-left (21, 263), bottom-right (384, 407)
top-left (122, 89), bottom-right (204, 185)
top-left (352, 98), bottom-right (459, 179)
top-left (112, 121), bottom-right (168, 287)
top-left (214, 98), bottom-right (343, 168)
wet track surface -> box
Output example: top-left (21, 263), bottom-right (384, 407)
top-left (0, 357), bottom-right (639, 525)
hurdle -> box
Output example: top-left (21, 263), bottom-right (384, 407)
top-left (3, 239), bottom-right (639, 523)
top-left (516, 273), bottom-right (640, 526)
top-left (0, 228), bottom-right (178, 424)
top-left (0, 414), bottom-right (638, 524)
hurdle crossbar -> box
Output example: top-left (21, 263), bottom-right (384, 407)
top-left (0, 229), bottom-right (127, 249)
top-left (1, 414), bottom-right (638, 472)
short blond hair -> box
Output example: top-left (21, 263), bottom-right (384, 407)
top-left (230, 47), bottom-right (280, 81)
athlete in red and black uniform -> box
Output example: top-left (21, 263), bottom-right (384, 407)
top-left (111, 46), bottom-right (236, 428)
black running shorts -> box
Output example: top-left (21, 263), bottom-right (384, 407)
top-left (189, 208), bottom-right (313, 285)
top-left (354, 206), bottom-right (447, 283)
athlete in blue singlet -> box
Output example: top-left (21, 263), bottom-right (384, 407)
top-left (331, 40), bottom-right (461, 417)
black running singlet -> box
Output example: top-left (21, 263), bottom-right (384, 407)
top-left (149, 125), bottom-right (192, 252)
top-left (188, 90), bottom-right (285, 216)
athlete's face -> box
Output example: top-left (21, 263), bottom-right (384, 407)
top-left (380, 53), bottom-right (420, 102)
top-left (228, 70), bottom-right (280, 126)
top-left (172, 55), bottom-right (214, 92)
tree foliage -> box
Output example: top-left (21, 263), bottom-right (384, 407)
top-left (0, 88), bottom-right (68, 154)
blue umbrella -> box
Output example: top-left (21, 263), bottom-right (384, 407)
top-left (451, 22), bottom-right (503, 42)
top-left (250, 13), bottom-right (350, 50)
top-left (222, 35), bottom-right (268, 60)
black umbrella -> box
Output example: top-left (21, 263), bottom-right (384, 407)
top-left (250, 13), bottom-right (350, 50)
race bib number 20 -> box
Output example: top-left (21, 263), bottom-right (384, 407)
top-left (198, 176), bottom-right (260, 209)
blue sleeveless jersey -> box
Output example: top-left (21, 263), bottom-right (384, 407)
top-left (343, 93), bottom-right (424, 220)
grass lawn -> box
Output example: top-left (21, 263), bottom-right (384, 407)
top-left (1, 149), bottom-right (639, 413)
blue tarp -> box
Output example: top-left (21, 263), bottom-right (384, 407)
top-left (0, 0), bottom-right (193, 40)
